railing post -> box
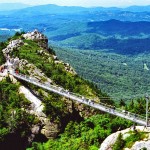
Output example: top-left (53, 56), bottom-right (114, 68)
top-left (146, 94), bottom-right (149, 127)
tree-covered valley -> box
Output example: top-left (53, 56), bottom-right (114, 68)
top-left (54, 47), bottom-right (150, 100)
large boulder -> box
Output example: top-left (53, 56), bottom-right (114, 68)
top-left (41, 118), bottom-right (60, 139)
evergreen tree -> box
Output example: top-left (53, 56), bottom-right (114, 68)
top-left (119, 99), bottom-right (126, 107)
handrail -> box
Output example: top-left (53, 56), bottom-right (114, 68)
top-left (10, 71), bottom-right (148, 126)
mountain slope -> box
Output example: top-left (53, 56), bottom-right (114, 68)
top-left (0, 30), bottom-right (148, 150)
top-left (0, 31), bottom-right (115, 149)
top-left (54, 46), bottom-right (150, 100)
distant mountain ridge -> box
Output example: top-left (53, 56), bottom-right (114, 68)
top-left (87, 19), bottom-right (150, 35)
top-left (2, 4), bottom-right (150, 14)
top-left (0, 3), bottom-right (30, 11)
top-left (124, 5), bottom-right (150, 12)
top-left (1, 4), bottom-right (150, 25)
top-left (12, 4), bottom-right (150, 13)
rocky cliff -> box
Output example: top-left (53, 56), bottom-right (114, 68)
top-left (1, 30), bottom-right (148, 150)
top-left (0, 30), bottom-right (101, 142)
top-left (23, 30), bottom-right (48, 50)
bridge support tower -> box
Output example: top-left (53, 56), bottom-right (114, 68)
top-left (146, 94), bottom-right (150, 127)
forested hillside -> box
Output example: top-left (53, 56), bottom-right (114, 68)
top-left (0, 32), bottom-right (114, 149)
top-left (0, 32), bottom-right (148, 150)
top-left (1, 3), bottom-right (150, 149)
top-left (54, 47), bottom-right (150, 100)
top-left (1, 4), bottom-right (150, 101)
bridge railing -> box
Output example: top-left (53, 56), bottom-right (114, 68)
top-left (115, 107), bottom-right (146, 121)
top-left (11, 71), bottom-right (146, 123)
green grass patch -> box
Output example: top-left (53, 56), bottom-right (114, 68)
top-left (124, 131), bottom-right (147, 148)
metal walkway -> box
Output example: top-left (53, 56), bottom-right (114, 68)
top-left (10, 71), bottom-right (148, 126)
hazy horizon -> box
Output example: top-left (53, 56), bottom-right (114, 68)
top-left (0, 0), bottom-right (150, 7)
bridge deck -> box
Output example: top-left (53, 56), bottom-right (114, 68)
top-left (10, 71), bottom-right (148, 126)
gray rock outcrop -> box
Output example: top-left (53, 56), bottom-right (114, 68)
top-left (23, 30), bottom-right (48, 50)
top-left (99, 126), bottom-right (150, 150)
top-left (2, 39), bottom-right (24, 57)
top-left (1, 30), bottom-right (99, 140)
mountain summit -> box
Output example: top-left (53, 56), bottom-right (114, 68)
top-left (0, 30), bottom-right (109, 149)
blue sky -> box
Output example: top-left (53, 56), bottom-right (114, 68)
top-left (0, 0), bottom-right (150, 7)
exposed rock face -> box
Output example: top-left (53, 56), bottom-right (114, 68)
top-left (2, 39), bottom-right (24, 57)
top-left (131, 141), bottom-right (150, 150)
top-left (1, 33), bottom-right (58, 139)
top-left (99, 126), bottom-right (150, 150)
top-left (28, 125), bottom-right (40, 143)
top-left (2, 39), bottom-right (23, 70)
top-left (41, 119), bottom-right (60, 139)
top-left (23, 30), bottom-right (48, 50)
top-left (19, 86), bottom-right (60, 139)
top-left (18, 59), bottom-right (52, 84)
top-left (1, 30), bottom-right (99, 140)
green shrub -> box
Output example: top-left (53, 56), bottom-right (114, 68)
top-left (125, 131), bottom-right (146, 148)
